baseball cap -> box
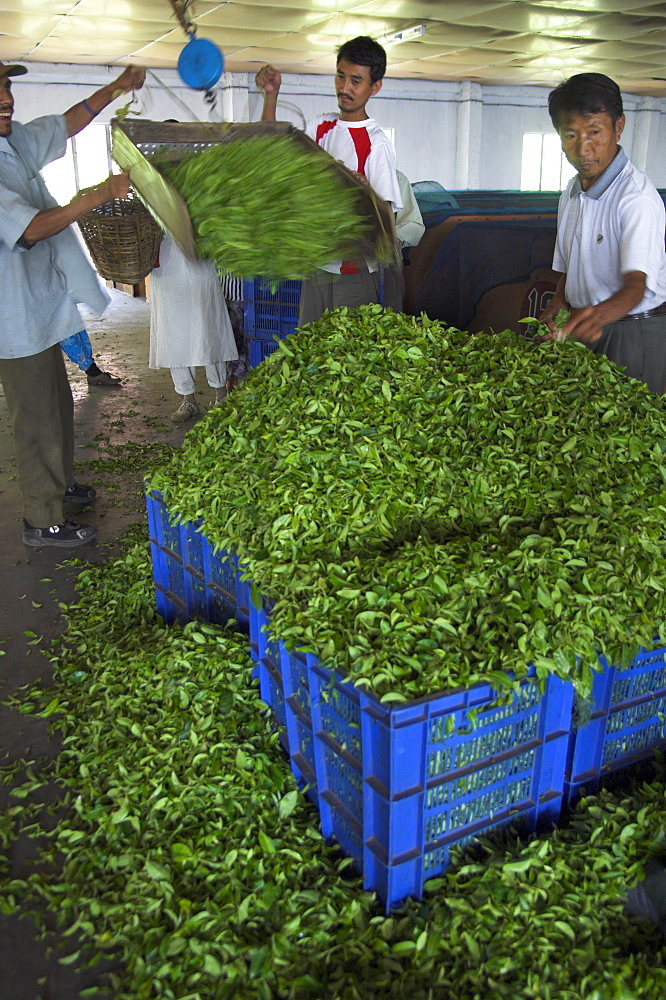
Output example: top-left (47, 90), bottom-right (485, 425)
top-left (0, 62), bottom-right (27, 78)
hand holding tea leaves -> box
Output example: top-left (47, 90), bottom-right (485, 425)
top-left (520, 305), bottom-right (570, 341)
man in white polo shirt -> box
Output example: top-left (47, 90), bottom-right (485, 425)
top-left (539, 72), bottom-right (666, 393)
top-left (256, 36), bottom-right (403, 326)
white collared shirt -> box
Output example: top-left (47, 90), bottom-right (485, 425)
top-left (0, 115), bottom-right (110, 359)
top-left (553, 148), bottom-right (666, 315)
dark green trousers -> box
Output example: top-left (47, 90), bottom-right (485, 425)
top-left (0, 345), bottom-right (74, 526)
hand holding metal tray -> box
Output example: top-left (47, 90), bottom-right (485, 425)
top-left (111, 126), bottom-right (197, 259)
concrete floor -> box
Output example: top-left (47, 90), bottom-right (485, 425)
top-left (0, 289), bottom-right (221, 1000)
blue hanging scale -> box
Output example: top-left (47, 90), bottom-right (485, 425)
top-left (172, 1), bottom-right (224, 106)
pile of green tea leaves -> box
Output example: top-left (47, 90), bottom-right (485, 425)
top-left (149, 305), bottom-right (666, 699)
top-left (2, 539), bottom-right (666, 1000)
top-left (157, 134), bottom-right (377, 282)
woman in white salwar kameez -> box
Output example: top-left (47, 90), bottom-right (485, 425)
top-left (149, 236), bottom-right (238, 424)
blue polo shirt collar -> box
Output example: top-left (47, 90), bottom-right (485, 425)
top-left (569, 146), bottom-right (628, 200)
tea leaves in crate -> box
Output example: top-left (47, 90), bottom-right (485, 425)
top-left (150, 306), bottom-right (666, 699)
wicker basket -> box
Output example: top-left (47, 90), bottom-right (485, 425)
top-left (78, 195), bottom-right (162, 284)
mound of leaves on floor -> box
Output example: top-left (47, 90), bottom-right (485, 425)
top-left (150, 306), bottom-right (666, 700)
top-left (1, 535), bottom-right (666, 1000)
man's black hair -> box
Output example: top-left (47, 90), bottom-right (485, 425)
top-left (548, 73), bottom-right (624, 129)
top-left (336, 35), bottom-right (387, 83)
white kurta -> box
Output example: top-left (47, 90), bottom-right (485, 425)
top-left (149, 236), bottom-right (237, 369)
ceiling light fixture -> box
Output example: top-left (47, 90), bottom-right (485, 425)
top-left (381, 24), bottom-right (427, 46)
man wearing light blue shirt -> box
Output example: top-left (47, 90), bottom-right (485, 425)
top-left (0, 61), bottom-right (145, 546)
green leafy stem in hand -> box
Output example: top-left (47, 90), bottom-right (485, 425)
top-left (520, 306), bottom-right (570, 340)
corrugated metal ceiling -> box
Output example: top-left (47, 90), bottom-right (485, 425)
top-left (2, 0), bottom-right (666, 93)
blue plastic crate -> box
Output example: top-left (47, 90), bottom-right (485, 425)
top-left (249, 309), bottom-right (296, 339)
top-left (282, 306), bottom-right (299, 334)
top-left (249, 338), bottom-right (283, 368)
top-left (243, 278), bottom-right (301, 340)
top-left (155, 586), bottom-right (171, 623)
top-left (159, 549), bottom-right (189, 608)
top-left (250, 603), bottom-right (289, 751)
top-left (564, 647), bottom-right (666, 807)
top-left (324, 791), bottom-right (364, 873)
top-left (187, 571), bottom-right (210, 620)
top-left (146, 488), bottom-right (159, 542)
top-left (250, 602), bottom-right (280, 669)
top-left (243, 277), bottom-right (301, 306)
top-left (235, 571), bottom-right (251, 631)
top-left (249, 305), bottom-right (281, 337)
top-left (279, 282), bottom-right (301, 307)
top-left (279, 647), bottom-right (318, 804)
top-left (289, 647), bottom-right (572, 911)
top-left (289, 713), bottom-right (318, 805)
top-left (206, 586), bottom-right (238, 628)
top-left (182, 523), bottom-right (207, 577)
top-left (203, 542), bottom-right (250, 631)
top-left (145, 492), bottom-right (251, 639)
top-left (149, 488), bottom-right (182, 554)
top-left (248, 595), bottom-right (262, 665)
top-left (243, 259), bottom-right (300, 344)
top-left (153, 588), bottom-right (188, 625)
top-left (243, 277), bottom-right (272, 305)
top-left (321, 739), bottom-right (363, 834)
top-left (144, 506), bottom-right (666, 909)
top-left (260, 658), bottom-right (287, 731)
top-left (248, 607), bottom-right (315, 792)
top-left (284, 649), bottom-right (312, 720)
top-left (205, 546), bottom-right (236, 600)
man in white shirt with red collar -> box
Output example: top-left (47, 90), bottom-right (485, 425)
top-left (540, 72), bottom-right (666, 393)
top-left (256, 35), bottom-right (403, 326)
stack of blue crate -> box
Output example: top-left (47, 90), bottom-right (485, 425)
top-left (243, 277), bottom-right (301, 367)
top-left (147, 489), bottom-right (666, 912)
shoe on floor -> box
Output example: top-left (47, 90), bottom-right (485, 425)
top-left (171, 398), bottom-right (200, 424)
top-left (63, 482), bottom-right (97, 507)
top-left (210, 386), bottom-right (227, 407)
top-left (23, 519), bottom-right (97, 548)
top-left (87, 370), bottom-right (123, 387)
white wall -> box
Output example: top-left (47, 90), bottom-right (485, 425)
top-left (479, 86), bottom-right (552, 190)
top-left (9, 62), bottom-right (666, 191)
top-left (10, 64), bottom-right (222, 127)
top-left (244, 74), bottom-right (463, 187)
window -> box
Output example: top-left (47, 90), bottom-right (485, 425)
top-left (381, 126), bottom-right (395, 148)
top-left (520, 132), bottom-right (576, 191)
top-left (41, 124), bottom-right (112, 202)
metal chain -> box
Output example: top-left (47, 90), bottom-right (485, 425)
top-left (169, 0), bottom-right (195, 35)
